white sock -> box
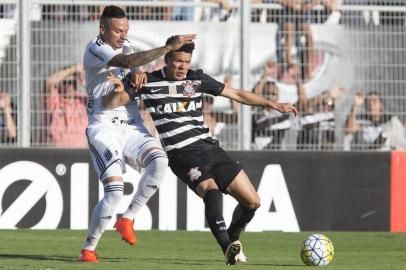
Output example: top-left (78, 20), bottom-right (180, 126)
top-left (122, 155), bottom-right (168, 220)
top-left (83, 181), bottom-right (123, 251)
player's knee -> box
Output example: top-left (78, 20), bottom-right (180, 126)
top-left (153, 155), bottom-right (169, 170)
top-left (145, 155), bottom-right (168, 176)
top-left (144, 148), bottom-right (168, 168)
top-left (247, 195), bottom-right (261, 210)
top-left (142, 155), bottom-right (168, 191)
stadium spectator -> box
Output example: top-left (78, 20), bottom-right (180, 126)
top-left (252, 61), bottom-right (292, 150)
top-left (105, 37), bottom-right (297, 265)
top-left (277, 0), bottom-right (318, 81)
top-left (170, 0), bottom-right (195, 21)
top-left (203, 74), bottom-right (238, 139)
top-left (0, 4), bottom-right (16, 18)
top-left (126, 1), bottom-right (172, 21)
top-left (296, 84), bottom-right (344, 150)
top-left (250, 0), bottom-right (268, 22)
top-left (0, 92), bottom-right (16, 144)
top-left (79, 5), bottom-right (195, 263)
top-left (280, 62), bottom-right (301, 84)
top-left (375, 0), bottom-right (405, 26)
top-left (311, 0), bottom-right (341, 24)
top-left (42, 4), bottom-right (101, 21)
top-left (44, 64), bottom-right (87, 148)
top-left (201, 0), bottom-right (234, 21)
top-left (345, 91), bottom-right (406, 150)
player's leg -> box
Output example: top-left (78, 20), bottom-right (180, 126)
top-left (226, 170), bottom-right (260, 243)
top-left (195, 180), bottom-right (242, 266)
top-left (116, 131), bottom-right (168, 244)
top-left (208, 148), bottom-right (259, 263)
top-left (169, 149), bottom-right (238, 264)
top-left (207, 147), bottom-right (260, 243)
top-left (81, 176), bottom-right (124, 256)
top-left (122, 134), bottom-right (168, 219)
top-left (195, 180), bottom-right (233, 253)
top-left (80, 127), bottom-right (125, 262)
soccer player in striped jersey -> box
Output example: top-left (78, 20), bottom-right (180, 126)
top-left (79, 5), bottom-right (195, 263)
top-left (104, 37), bottom-right (297, 265)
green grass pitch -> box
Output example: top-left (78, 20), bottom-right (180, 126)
top-left (1, 230), bottom-right (406, 270)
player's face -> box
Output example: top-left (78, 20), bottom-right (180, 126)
top-left (100, 18), bottom-right (129, 49)
top-left (165, 52), bottom-right (192, 80)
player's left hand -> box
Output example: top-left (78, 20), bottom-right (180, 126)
top-left (107, 72), bottom-right (124, 93)
top-left (131, 71), bottom-right (147, 91)
top-left (274, 103), bottom-right (298, 116)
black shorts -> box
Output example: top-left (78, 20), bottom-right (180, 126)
top-left (168, 141), bottom-right (242, 194)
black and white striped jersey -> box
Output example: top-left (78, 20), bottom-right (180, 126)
top-left (140, 68), bottom-right (225, 153)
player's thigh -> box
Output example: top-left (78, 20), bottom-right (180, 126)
top-left (209, 148), bottom-right (242, 193)
top-left (123, 128), bottom-right (166, 169)
top-left (226, 170), bottom-right (260, 209)
top-left (168, 151), bottom-right (213, 195)
top-left (195, 178), bottom-right (219, 198)
top-left (86, 125), bottom-right (125, 180)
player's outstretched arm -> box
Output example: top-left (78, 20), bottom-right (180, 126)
top-left (108, 34), bottom-right (196, 68)
top-left (220, 86), bottom-right (298, 116)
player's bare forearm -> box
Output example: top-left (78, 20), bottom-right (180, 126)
top-left (108, 46), bottom-right (170, 68)
top-left (103, 91), bottom-right (130, 109)
top-left (222, 87), bottom-right (272, 107)
top-left (221, 87), bottom-right (297, 115)
top-left (238, 90), bottom-right (270, 107)
top-left (107, 34), bottom-right (196, 68)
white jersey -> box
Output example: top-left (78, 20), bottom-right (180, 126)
top-left (83, 36), bottom-right (142, 126)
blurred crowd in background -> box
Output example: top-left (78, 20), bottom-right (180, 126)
top-left (1, 0), bottom-right (405, 150)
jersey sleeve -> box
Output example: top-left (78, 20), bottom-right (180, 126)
top-left (200, 72), bottom-right (225, 96)
top-left (87, 40), bottom-right (120, 68)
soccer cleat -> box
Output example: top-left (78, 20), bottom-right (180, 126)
top-left (225, 241), bottom-right (242, 265)
top-left (114, 217), bottom-right (137, 245)
top-left (234, 240), bottom-right (248, 263)
top-left (79, 249), bottom-right (99, 263)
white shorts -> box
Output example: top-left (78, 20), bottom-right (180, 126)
top-left (86, 123), bottom-right (166, 181)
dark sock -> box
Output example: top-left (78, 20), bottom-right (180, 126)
top-left (227, 204), bottom-right (258, 242)
top-left (203, 189), bottom-right (230, 253)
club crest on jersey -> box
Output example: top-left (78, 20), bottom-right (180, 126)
top-left (187, 167), bottom-right (202, 182)
top-left (104, 148), bottom-right (113, 161)
top-left (182, 81), bottom-right (196, 97)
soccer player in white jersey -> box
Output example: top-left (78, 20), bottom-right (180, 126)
top-left (104, 37), bottom-right (297, 265)
top-left (79, 6), bottom-right (195, 263)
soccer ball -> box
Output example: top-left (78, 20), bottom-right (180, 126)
top-left (300, 234), bottom-right (334, 266)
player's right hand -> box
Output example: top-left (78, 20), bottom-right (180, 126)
top-left (166, 34), bottom-right (196, 51)
top-left (274, 103), bottom-right (298, 116)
